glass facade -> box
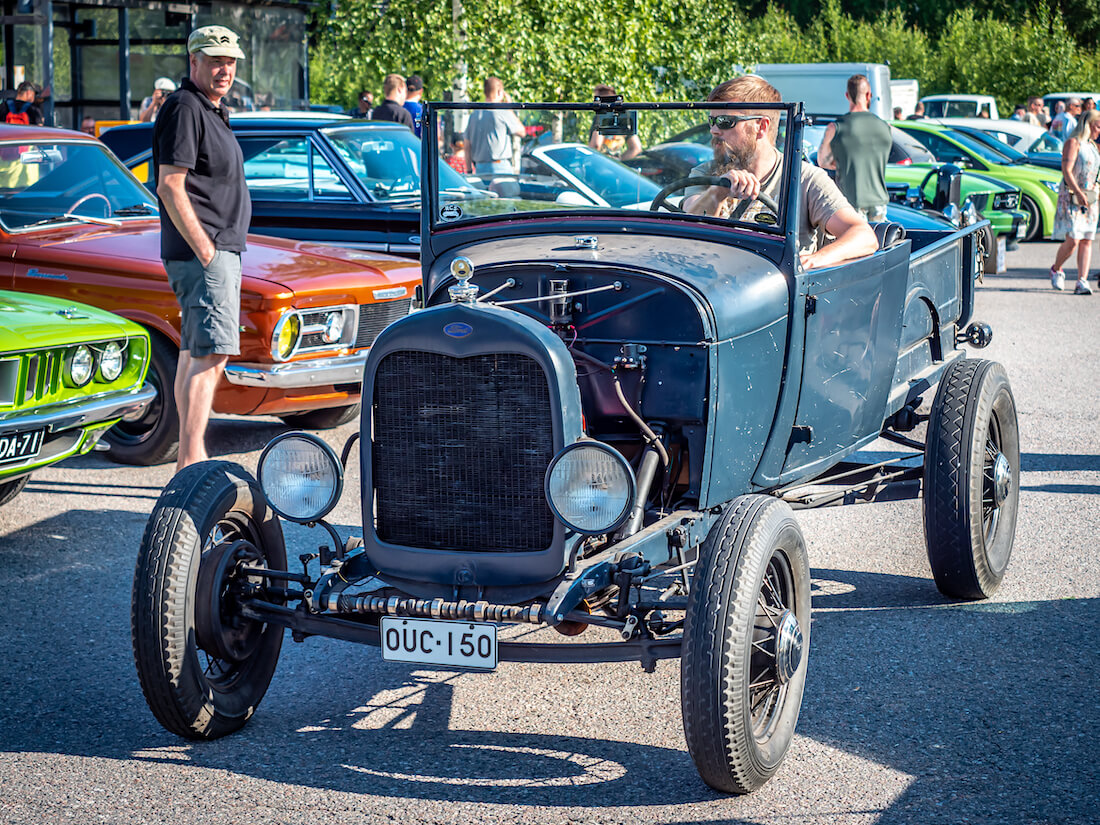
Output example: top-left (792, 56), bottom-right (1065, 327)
top-left (1, 0), bottom-right (310, 130)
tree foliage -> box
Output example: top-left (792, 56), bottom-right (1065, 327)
top-left (309, 0), bottom-right (1100, 115)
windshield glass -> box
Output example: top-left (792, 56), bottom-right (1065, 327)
top-left (427, 102), bottom-right (793, 234)
top-left (0, 140), bottom-right (157, 231)
top-left (953, 128), bottom-right (1029, 162)
top-left (322, 125), bottom-right (479, 200)
top-left (939, 129), bottom-right (1015, 163)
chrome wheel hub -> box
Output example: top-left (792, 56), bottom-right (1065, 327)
top-left (992, 451), bottom-right (1012, 507)
top-left (774, 609), bottom-right (803, 684)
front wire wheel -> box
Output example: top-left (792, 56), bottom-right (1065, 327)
top-left (131, 461), bottom-right (286, 739)
top-left (681, 495), bottom-right (811, 794)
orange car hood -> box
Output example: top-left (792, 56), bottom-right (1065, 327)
top-left (21, 220), bottom-right (420, 295)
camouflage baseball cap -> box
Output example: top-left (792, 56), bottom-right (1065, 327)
top-left (187, 25), bottom-right (246, 59)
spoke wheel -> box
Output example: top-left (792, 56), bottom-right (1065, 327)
top-left (682, 495), bottom-right (810, 794)
top-left (132, 461), bottom-right (285, 739)
top-left (924, 358), bottom-right (1020, 599)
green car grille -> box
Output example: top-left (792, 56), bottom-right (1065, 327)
top-left (0, 350), bottom-right (62, 409)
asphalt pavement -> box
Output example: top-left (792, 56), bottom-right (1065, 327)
top-left (0, 240), bottom-right (1096, 825)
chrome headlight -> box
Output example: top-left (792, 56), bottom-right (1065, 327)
top-left (258, 431), bottom-right (343, 523)
top-left (322, 310), bottom-right (346, 344)
top-left (545, 441), bottom-right (635, 534)
top-left (97, 341), bottom-right (125, 381)
top-left (64, 345), bottom-right (94, 387)
top-left (271, 311), bottom-right (301, 361)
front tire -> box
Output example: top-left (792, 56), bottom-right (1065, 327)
top-left (0, 475), bottom-right (29, 507)
top-left (923, 359), bottom-right (1019, 599)
top-left (681, 495), bottom-right (811, 794)
top-left (1020, 194), bottom-right (1043, 242)
top-left (105, 333), bottom-right (180, 465)
top-left (131, 461), bottom-right (286, 739)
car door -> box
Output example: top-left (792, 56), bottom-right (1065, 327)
top-left (781, 242), bottom-right (911, 478)
top-left (236, 133), bottom-right (389, 250)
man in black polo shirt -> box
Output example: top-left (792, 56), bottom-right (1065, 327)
top-left (370, 74), bottom-right (414, 131)
top-left (153, 24), bottom-right (250, 471)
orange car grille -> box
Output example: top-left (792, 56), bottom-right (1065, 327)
top-left (354, 300), bottom-right (412, 349)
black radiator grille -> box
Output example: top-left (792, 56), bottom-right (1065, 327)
top-left (372, 351), bottom-right (556, 552)
top-left (355, 300), bottom-right (411, 349)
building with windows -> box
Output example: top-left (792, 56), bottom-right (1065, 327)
top-left (2, 0), bottom-right (312, 129)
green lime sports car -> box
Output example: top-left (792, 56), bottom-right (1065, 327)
top-left (0, 291), bottom-right (154, 506)
top-left (894, 121), bottom-right (1061, 242)
top-left (885, 164), bottom-right (1029, 243)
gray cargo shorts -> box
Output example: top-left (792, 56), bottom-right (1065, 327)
top-left (163, 250), bottom-right (242, 357)
top-left (856, 204), bottom-right (888, 223)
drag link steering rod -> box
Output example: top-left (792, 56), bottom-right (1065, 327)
top-left (330, 593), bottom-right (546, 625)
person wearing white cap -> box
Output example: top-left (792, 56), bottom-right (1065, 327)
top-left (153, 25), bottom-right (250, 470)
top-left (139, 76), bottom-right (178, 122)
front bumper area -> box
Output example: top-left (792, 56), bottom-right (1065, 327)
top-left (0, 383), bottom-right (156, 435)
top-left (224, 352), bottom-right (367, 389)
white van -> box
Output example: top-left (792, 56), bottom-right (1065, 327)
top-left (890, 79), bottom-right (920, 118)
top-left (919, 94), bottom-right (999, 120)
top-left (754, 62), bottom-right (892, 119)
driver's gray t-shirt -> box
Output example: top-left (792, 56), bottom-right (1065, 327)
top-left (688, 157), bottom-right (851, 255)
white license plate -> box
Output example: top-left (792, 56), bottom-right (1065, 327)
top-left (0, 429), bottom-right (44, 465)
top-left (1016, 223), bottom-right (1027, 238)
top-left (379, 617), bottom-right (498, 669)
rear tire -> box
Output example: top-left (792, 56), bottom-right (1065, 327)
top-left (0, 475), bottom-right (29, 507)
top-left (105, 333), bottom-right (179, 465)
top-left (131, 460), bottom-right (285, 739)
top-left (681, 495), bottom-right (811, 794)
top-left (279, 403), bottom-right (360, 430)
top-left (1020, 195), bottom-right (1043, 242)
top-left (923, 359), bottom-right (1019, 599)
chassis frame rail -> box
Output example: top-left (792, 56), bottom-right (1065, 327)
top-left (243, 601), bottom-right (683, 667)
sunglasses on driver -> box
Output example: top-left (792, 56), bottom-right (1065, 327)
top-left (708, 114), bottom-right (764, 130)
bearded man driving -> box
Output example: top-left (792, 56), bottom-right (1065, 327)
top-left (683, 76), bottom-right (878, 270)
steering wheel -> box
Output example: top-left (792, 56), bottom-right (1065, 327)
top-left (649, 175), bottom-right (779, 216)
top-left (65, 192), bottom-right (113, 218)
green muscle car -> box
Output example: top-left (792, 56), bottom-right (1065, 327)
top-left (0, 291), bottom-right (154, 505)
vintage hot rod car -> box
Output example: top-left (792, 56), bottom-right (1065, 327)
top-left (132, 101), bottom-right (1019, 794)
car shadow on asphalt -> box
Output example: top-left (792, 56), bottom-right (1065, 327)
top-left (804, 569), bottom-right (1098, 825)
top-left (0, 545), bottom-right (1095, 818)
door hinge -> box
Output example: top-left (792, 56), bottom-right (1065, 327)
top-left (805, 295), bottom-right (817, 316)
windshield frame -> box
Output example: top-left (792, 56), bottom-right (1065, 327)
top-left (0, 137), bottom-right (158, 235)
top-left (422, 100), bottom-right (801, 242)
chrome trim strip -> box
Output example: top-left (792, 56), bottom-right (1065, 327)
top-left (224, 352), bottom-right (367, 388)
top-left (0, 383), bottom-right (157, 434)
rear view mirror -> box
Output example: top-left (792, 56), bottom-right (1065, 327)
top-left (19, 148), bottom-right (63, 164)
top-left (595, 110), bottom-right (637, 137)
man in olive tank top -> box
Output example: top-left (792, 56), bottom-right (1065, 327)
top-left (818, 75), bottom-right (892, 222)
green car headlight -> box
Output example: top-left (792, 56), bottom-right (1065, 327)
top-left (545, 441), bottom-right (636, 534)
top-left (97, 341), bottom-right (125, 381)
top-left (64, 345), bottom-right (94, 387)
top-left (272, 312), bottom-right (301, 361)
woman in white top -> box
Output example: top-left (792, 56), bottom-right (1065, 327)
top-left (1050, 109), bottom-right (1100, 294)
